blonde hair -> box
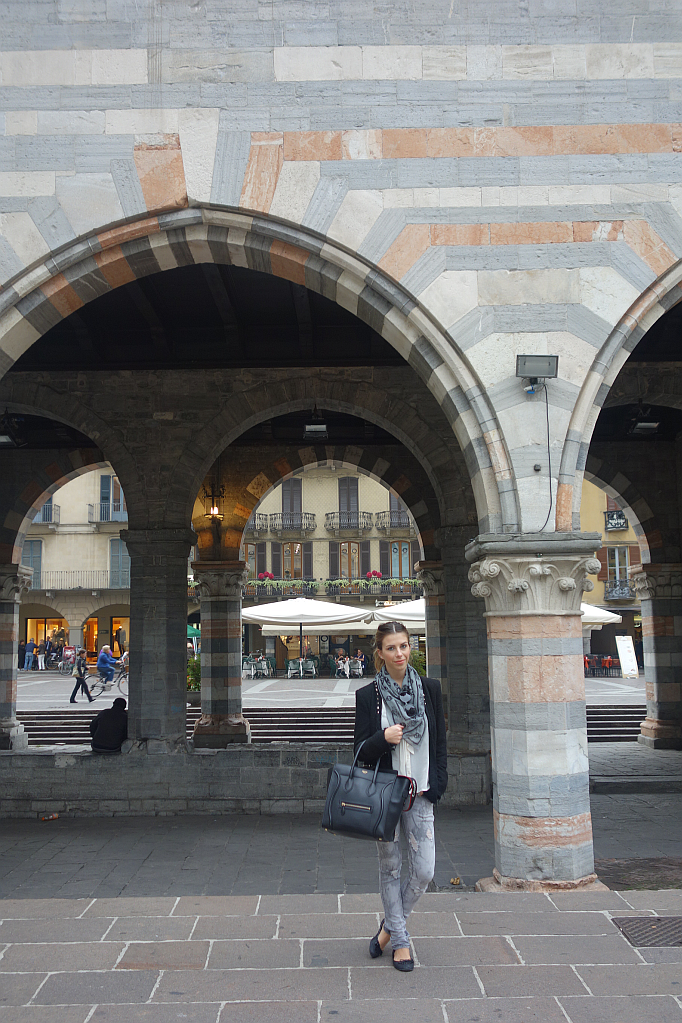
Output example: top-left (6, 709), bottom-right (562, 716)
top-left (373, 621), bottom-right (410, 673)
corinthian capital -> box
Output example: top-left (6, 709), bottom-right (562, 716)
top-left (0, 564), bottom-right (33, 603)
top-left (630, 563), bottom-right (682, 601)
top-left (467, 554), bottom-right (601, 614)
top-left (415, 561), bottom-right (445, 597)
top-left (191, 561), bottom-right (248, 599)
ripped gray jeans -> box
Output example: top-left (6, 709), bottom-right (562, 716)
top-left (376, 795), bottom-right (435, 951)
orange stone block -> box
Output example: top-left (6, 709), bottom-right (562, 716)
top-left (487, 614), bottom-right (582, 641)
top-left (98, 218), bottom-right (160, 251)
top-left (382, 129), bottom-right (428, 159)
top-left (19, 480), bottom-right (44, 507)
top-left (133, 141), bottom-right (188, 214)
top-left (490, 221), bottom-right (573, 245)
top-left (391, 474), bottom-right (411, 495)
top-left (431, 223), bottom-right (490, 246)
top-left (93, 246), bottom-right (137, 289)
top-left (282, 130), bottom-right (342, 161)
top-left (273, 457), bottom-right (292, 477)
top-left (494, 809), bottom-right (593, 848)
top-left (503, 653), bottom-right (585, 704)
top-left (232, 503), bottom-right (252, 522)
top-left (614, 123), bottom-right (672, 154)
top-left (426, 128), bottom-right (475, 158)
top-left (673, 124), bottom-right (682, 152)
top-left (40, 274), bottom-right (84, 318)
top-left (643, 615), bottom-right (675, 638)
top-left (623, 220), bottom-right (676, 276)
top-left (554, 482), bottom-right (573, 531)
top-left (240, 140), bottom-right (283, 214)
top-left (221, 528), bottom-right (243, 550)
top-left (270, 239), bottom-right (308, 285)
top-left (378, 224), bottom-right (430, 281)
top-left (494, 126), bottom-right (554, 157)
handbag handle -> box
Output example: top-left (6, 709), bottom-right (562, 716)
top-left (346, 739), bottom-right (383, 793)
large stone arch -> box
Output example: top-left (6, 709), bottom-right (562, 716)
top-left (183, 379), bottom-right (477, 560)
top-left (0, 207), bottom-right (515, 534)
top-left (557, 261), bottom-right (682, 531)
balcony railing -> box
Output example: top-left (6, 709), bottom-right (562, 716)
top-left (269, 512), bottom-right (316, 536)
top-left (88, 501), bottom-right (128, 523)
top-left (243, 513), bottom-right (269, 536)
top-left (604, 580), bottom-right (636, 601)
top-left (325, 578), bottom-right (423, 597)
top-left (33, 504), bottom-right (60, 525)
top-left (324, 511), bottom-right (373, 534)
top-left (605, 510), bottom-right (628, 531)
top-left (29, 570), bottom-right (128, 591)
top-left (243, 579), bottom-right (318, 598)
top-left (375, 510), bottom-right (412, 531)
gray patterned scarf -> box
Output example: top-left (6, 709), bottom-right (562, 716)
top-left (376, 662), bottom-right (427, 747)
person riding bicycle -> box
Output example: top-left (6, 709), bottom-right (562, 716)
top-left (97, 645), bottom-right (119, 685)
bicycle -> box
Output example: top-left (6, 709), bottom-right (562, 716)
top-left (88, 663), bottom-right (128, 698)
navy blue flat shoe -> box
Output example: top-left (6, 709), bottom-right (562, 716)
top-left (392, 950), bottom-right (414, 972)
top-left (369, 919), bottom-right (389, 958)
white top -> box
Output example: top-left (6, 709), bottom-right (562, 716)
top-left (381, 703), bottom-right (430, 794)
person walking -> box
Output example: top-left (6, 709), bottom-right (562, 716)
top-left (354, 620), bottom-right (447, 972)
top-left (89, 697), bottom-right (128, 753)
top-left (37, 639), bottom-right (46, 670)
top-left (24, 637), bottom-right (36, 671)
top-left (17, 640), bottom-right (26, 671)
top-left (70, 648), bottom-right (94, 704)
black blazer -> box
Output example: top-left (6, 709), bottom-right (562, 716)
top-left (353, 676), bottom-right (448, 804)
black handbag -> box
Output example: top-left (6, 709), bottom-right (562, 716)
top-left (322, 740), bottom-right (417, 841)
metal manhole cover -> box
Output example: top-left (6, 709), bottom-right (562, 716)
top-left (612, 917), bottom-right (682, 947)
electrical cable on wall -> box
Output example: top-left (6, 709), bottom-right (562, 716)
top-left (539, 383), bottom-right (553, 532)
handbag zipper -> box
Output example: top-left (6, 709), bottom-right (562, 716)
top-left (341, 802), bottom-right (371, 812)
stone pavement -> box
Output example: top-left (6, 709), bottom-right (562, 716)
top-left (589, 742), bottom-right (682, 792)
top-left (1, 888), bottom-right (682, 1022)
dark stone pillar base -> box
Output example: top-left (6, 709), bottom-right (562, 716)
top-left (192, 713), bottom-right (251, 746)
top-left (0, 723), bottom-right (28, 751)
top-left (638, 719), bottom-right (682, 750)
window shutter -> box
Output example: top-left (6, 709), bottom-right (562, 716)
top-left (292, 477), bottom-right (302, 514)
top-left (629, 544), bottom-right (642, 568)
top-left (389, 491), bottom-right (401, 512)
top-left (338, 477), bottom-right (348, 512)
top-left (596, 548), bottom-right (608, 581)
top-left (349, 477), bottom-right (358, 512)
top-left (256, 543), bottom-right (266, 576)
top-left (411, 541), bottom-right (420, 575)
top-left (360, 540), bottom-right (370, 577)
top-left (379, 540), bottom-right (389, 577)
top-left (329, 541), bottom-right (339, 578)
top-left (271, 542), bottom-right (281, 578)
top-left (100, 475), bottom-right (111, 502)
top-left (282, 480), bottom-right (290, 513)
top-left (303, 542), bottom-right (313, 579)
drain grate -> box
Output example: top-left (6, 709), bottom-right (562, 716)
top-left (612, 917), bottom-right (682, 947)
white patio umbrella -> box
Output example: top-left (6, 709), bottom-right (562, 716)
top-left (580, 602), bottom-right (622, 636)
top-left (373, 597), bottom-right (426, 630)
top-left (242, 597), bottom-right (373, 655)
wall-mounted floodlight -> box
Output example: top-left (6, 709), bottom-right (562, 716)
top-left (516, 355), bottom-right (559, 381)
top-left (516, 355), bottom-right (559, 395)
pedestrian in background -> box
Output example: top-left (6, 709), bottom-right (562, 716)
top-left (17, 640), bottom-right (25, 671)
top-left (70, 648), bottom-right (94, 704)
top-left (24, 638), bottom-right (36, 671)
top-left (37, 639), bottom-right (46, 671)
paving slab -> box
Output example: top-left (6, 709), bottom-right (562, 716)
top-left (191, 915), bottom-right (279, 939)
top-left (117, 940), bottom-right (211, 970)
top-left (103, 916), bottom-right (195, 941)
top-left (0, 941), bottom-right (125, 972)
top-left (0, 1010), bottom-right (92, 1023)
top-left (510, 933), bottom-right (644, 965)
top-left (443, 998), bottom-right (570, 1023)
top-left (412, 935), bottom-right (520, 966)
top-left (475, 963), bottom-right (589, 997)
top-left (0, 976), bottom-right (48, 1008)
top-left (207, 938), bottom-right (302, 969)
top-left (277, 912), bottom-right (377, 938)
top-left (558, 995), bottom-right (682, 1022)
top-left (0, 918), bottom-right (113, 943)
top-left (349, 965), bottom-right (481, 1000)
top-left (33, 971), bottom-right (159, 1005)
top-left (457, 910), bottom-right (614, 934)
top-left (320, 1000), bottom-right (447, 1021)
top-left (153, 967), bottom-right (350, 1002)
top-left (576, 963), bottom-right (682, 996)
top-left (90, 1007), bottom-right (220, 1023)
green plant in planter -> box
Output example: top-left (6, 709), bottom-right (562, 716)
top-left (409, 650), bottom-right (426, 676)
top-left (187, 656), bottom-right (201, 690)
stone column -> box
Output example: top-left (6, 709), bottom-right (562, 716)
top-left (467, 532), bottom-right (604, 891)
top-left (436, 527), bottom-right (490, 755)
top-left (631, 564), bottom-right (682, 750)
top-left (121, 528), bottom-right (197, 751)
top-left (191, 560), bottom-right (250, 746)
top-left (0, 564), bottom-right (32, 751)
top-left (415, 561), bottom-right (447, 705)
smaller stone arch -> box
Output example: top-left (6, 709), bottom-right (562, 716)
top-left (583, 457), bottom-right (652, 563)
top-left (557, 260), bottom-right (682, 531)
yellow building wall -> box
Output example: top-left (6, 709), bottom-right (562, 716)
top-left (580, 479), bottom-right (641, 607)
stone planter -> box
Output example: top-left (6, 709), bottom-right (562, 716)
top-left (186, 690), bottom-right (201, 707)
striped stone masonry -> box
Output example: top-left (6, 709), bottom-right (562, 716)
top-left (631, 563), bottom-right (682, 750)
top-left (466, 532), bottom-right (603, 891)
top-left (190, 561), bottom-right (250, 747)
top-left (0, 564), bottom-right (32, 751)
top-left (415, 559), bottom-right (447, 699)
top-left (121, 528), bottom-right (197, 752)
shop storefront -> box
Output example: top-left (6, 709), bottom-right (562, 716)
top-left (24, 617), bottom-right (69, 646)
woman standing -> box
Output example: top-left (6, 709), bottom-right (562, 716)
top-left (70, 648), bottom-right (94, 704)
top-left (354, 621), bottom-right (447, 972)
top-left (17, 640), bottom-right (26, 671)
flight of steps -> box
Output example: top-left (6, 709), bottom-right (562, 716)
top-left (586, 705), bottom-right (646, 743)
top-left (16, 706), bottom-right (645, 746)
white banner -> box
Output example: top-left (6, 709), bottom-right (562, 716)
top-left (615, 635), bottom-right (639, 678)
